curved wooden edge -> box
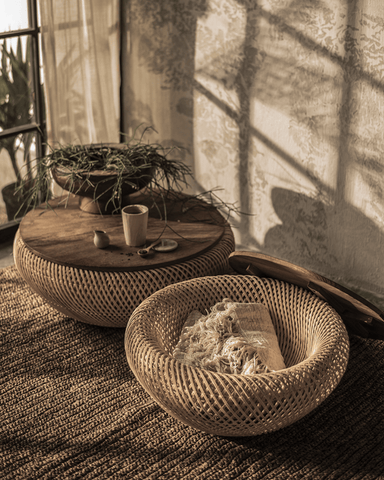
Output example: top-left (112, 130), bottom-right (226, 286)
top-left (17, 195), bottom-right (230, 272)
top-left (229, 251), bottom-right (384, 340)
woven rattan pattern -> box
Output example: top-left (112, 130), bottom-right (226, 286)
top-left (13, 226), bottom-right (234, 327)
top-left (3, 266), bottom-right (384, 479)
top-left (125, 275), bottom-right (350, 437)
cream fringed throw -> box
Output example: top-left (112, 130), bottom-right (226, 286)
top-left (173, 300), bottom-right (286, 374)
top-left (1, 265), bottom-right (384, 479)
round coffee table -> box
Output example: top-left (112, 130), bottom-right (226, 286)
top-left (14, 191), bottom-right (235, 327)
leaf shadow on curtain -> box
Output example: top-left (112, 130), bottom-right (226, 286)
top-left (192, 0), bottom-right (341, 242)
top-left (215, 0), bottom-right (384, 299)
top-left (251, 0), bottom-right (384, 299)
top-left (121, 0), bottom-right (210, 166)
top-left (190, 0), bottom-right (348, 245)
top-left (121, 0), bottom-right (384, 299)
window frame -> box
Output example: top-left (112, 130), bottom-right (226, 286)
top-left (0, 0), bottom-right (45, 237)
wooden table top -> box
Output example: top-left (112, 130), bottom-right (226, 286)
top-left (19, 191), bottom-right (227, 272)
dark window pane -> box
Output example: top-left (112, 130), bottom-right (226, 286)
top-left (0, 131), bottom-right (38, 225)
top-left (0, 35), bottom-right (35, 132)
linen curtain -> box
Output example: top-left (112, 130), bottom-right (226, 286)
top-left (39, 0), bottom-right (120, 146)
top-left (121, 0), bottom-right (384, 306)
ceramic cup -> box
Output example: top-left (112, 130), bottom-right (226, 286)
top-left (122, 204), bottom-right (149, 246)
top-left (93, 230), bottom-right (110, 249)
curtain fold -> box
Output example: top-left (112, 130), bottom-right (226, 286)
top-left (39, 0), bottom-right (120, 146)
top-left (120, 0), bottom-right (200, 176)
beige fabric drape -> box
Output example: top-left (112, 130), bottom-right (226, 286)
top-left (120, 0), bottom-right (196, 177)
top-left (39, 0), bottom-right (120, 146)
top-left (121, 0), bottom-right (384, 306)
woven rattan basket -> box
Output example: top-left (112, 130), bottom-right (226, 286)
top-left (125, 275), bottom-right (350, 437)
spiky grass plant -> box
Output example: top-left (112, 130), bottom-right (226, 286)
top-left (17, 127), bottom-right (249, 225)
top-left (17, 127), bottom-right (192, 216)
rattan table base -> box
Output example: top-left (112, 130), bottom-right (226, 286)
top-left (14, 212), bottom-right (234, 328)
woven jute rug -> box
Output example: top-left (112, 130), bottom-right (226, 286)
top-left (1, 266), bottom-right (384, 480)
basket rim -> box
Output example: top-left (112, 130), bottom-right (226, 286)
top-left (125, 274), bottom-right (350, 436)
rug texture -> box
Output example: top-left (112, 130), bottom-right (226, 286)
top-left (1, 265), bottom-right (384, 480)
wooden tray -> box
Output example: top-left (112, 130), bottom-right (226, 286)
top-left (229, 251), bottom-right (384, 340)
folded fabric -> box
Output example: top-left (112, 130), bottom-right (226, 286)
top-left (173, 299), bottom-right (286, 374)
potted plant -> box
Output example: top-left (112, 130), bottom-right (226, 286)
top-left (18, 127), bottom-right (194, 215)
top-left (0, 37), bottom-right (46, 222)
top-left (18, 126), bottom-right (247, 223)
